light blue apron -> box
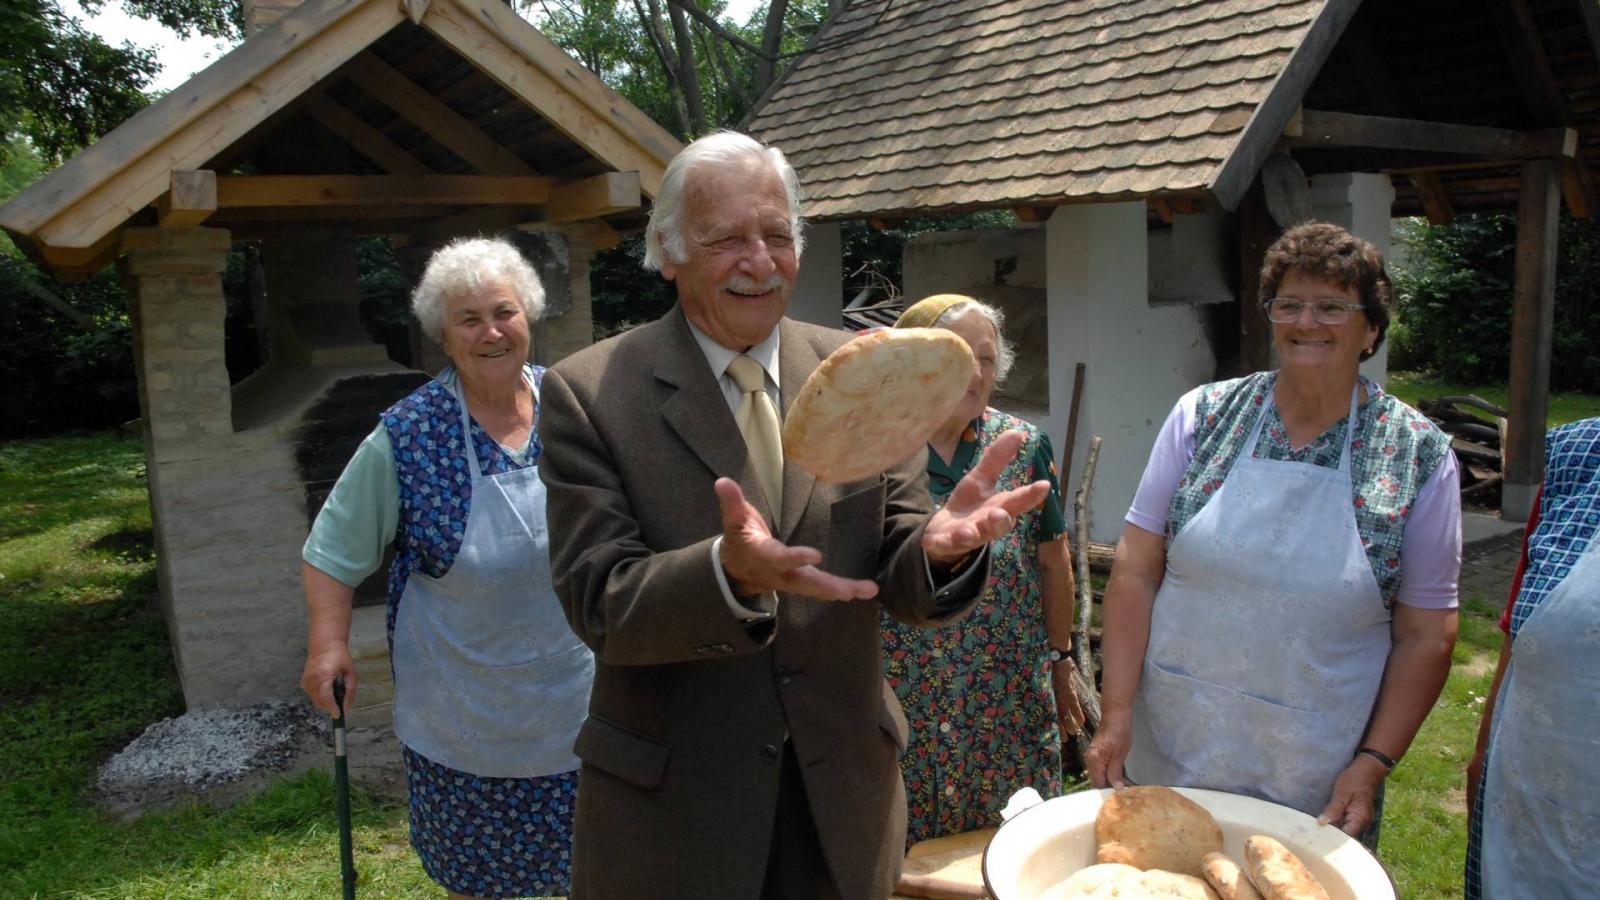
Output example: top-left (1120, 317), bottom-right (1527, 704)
top-left (1128, 387), bottom-right (1391, 815)
top-left (391, 375), bottom-right (593, 778)
top-left (1480, 539), bottom-right (1600, 897)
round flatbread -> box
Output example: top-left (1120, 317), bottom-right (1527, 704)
top-left (1095, 786), bottom-right (1224, 879)
top-left (783, 328), bottom-right (975, 484)
top-left (1202, 851), bottom-right (1264, 900)
top-left (1040, 863), bottom-right (1141, 899)
top-left (1243, 835), bottom-right (1330, 900)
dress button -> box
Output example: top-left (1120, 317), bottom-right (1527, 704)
top-left (760, 743), bottom-right (780, 763)
top-left (944, 784), bottom-right (956, 797)
top-left (780, 675), bottom-right (792, 686)
top-left (939, 721), bottom-right (951, 734)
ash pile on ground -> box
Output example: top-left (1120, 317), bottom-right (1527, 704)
top-left (95, 699), bottom-right (328, 817)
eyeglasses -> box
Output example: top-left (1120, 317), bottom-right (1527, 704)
top-left (1262, 297), bottom-right (1367, 325)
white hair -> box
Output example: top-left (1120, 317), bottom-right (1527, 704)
top-left (410, 237), bottom-right (545, 343)
top-left (643, 130), bottom-right (806, 271)
top-left (934, 299), bottom-right (1017, 385)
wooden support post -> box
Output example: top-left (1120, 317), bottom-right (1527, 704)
top-left (1503, 158), bottom-right (1560, 522)
top-left (157, 170), bottom-right (218, 226)
top-left (1238, 179), bottom-right (1275, 375)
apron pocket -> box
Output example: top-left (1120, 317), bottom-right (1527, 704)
top-left (1137, 658), bottom-right (1348, 812)
top-left (574, 714), bottom-right (671, 789)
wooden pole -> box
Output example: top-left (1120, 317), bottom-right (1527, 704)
top-left (1071, 435), bottom-right (1104, 757)
top-left (1060, 362), bottom-right (1086, 486)
top-left (1503, 157), bottom-right (1560, 522)
top-left (1239, 178), bottom-right (1276, 375)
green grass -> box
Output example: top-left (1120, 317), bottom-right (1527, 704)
top-left (1384, 371), bottom-right (1600, 428)
top-left (0, 433), bottom-right (433, 898)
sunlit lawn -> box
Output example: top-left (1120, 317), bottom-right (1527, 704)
top-left (1384, 371), bottom-right (1600, 428)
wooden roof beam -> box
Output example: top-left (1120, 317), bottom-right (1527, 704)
top-left (346, 52), bottom-right (536, 176)
top-left (157, 170), bottom-right (218, 227)
top-left (1, 0), bottom-right (404, 254)
top-left (1480, 0), bottom-right (1596, 216)
top-left (215, 174), bottom-right (555, 207)
top-left (1583, 0), bottom-right (1600, 74)
top-left (1410, 172), bottom-right (1456, 226)
top-left (1287, 110), bottom-right (1577, 160)
top-left (421, 0), bottom-right (678, 197)
top-left (544, 171), bottom-right (642, 222)
top-left (303, 95), bottom-right (432, 176)
top-left (1206, 0), bottom-right (1364, 210)
top-left (1484, 0), bottom-right (1568, 125)
top-left (406, 206), bottom-right (536, 248)
top-left (1563, 157), bottom-right (1596, 218)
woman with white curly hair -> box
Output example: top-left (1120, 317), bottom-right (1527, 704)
top-left (882, 293), bottom-right (1082, 845)
top-left (298, 236), bottom-right (592, 898)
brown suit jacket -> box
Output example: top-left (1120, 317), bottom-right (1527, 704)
top-left (539, 307), bottom-right (984, 900)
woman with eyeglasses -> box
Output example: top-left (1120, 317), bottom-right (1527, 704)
top-left (1085, 221), bottom-right (1460, 849)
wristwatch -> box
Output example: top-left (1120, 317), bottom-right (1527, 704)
top-left (1046, 646), bottom-right (1071, 664)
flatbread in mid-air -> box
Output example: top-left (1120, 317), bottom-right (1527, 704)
top-left (783, 328), bottom-right (975, 484)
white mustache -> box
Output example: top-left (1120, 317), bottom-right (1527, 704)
top-left (722, 274), bottom-right (788, 294)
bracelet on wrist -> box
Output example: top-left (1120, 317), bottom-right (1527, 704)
top-left (1355, 747), bottom-right (1398, 771)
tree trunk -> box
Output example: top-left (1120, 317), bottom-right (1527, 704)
top-left (667, 0), bottom-right (706, 136)
top-left (635, 0), bottom-right (693, 139)
top-left (754, 0), bottom-right (789, 98)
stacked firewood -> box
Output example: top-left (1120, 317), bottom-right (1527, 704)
top-left (1416, 395), bottom-right (1508, 507)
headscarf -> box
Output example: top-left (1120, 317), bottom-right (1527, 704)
top-left (894, 293), bottom-right (976, 330)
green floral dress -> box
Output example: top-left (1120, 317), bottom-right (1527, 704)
top-left (882, 408), bottom-right (1069, 843)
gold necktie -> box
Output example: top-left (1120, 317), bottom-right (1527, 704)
top-left (726, 354), bottom-right (783, 521)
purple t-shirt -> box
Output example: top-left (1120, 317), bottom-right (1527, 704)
top-left (1126, 374), bottom-right (1460, 609)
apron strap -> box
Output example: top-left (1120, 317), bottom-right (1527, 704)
top-left (1244, 377), bottom-right (1364, 472)
top-left (449, 367), bottom-right (538, 480)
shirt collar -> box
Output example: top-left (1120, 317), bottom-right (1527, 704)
top-left (686, 317), bottom-right (782, 389)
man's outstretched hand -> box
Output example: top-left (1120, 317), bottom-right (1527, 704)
top-left (923, 429), bottom-right (1051, 564)
top-left (714, 478), bottom-right (880, 601)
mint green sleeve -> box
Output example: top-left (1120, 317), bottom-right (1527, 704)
top-left (301, 424), bottom-right (401, 588)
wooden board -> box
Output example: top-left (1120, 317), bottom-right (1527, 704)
top-left (890, 828), bottom-right (994, 900)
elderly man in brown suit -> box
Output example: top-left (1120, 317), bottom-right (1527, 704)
top-left (539, 130), bottom-right (1049, 900)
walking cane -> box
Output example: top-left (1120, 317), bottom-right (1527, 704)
top-left (332, 675), bottom-right (358, 899)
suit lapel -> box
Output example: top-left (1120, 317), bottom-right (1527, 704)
top-left (777, 318), bottom-right (820, 540)
top-left (656, 308), bottom-right (776, 524)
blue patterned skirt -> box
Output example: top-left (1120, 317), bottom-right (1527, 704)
top-left (402, 744), bottom-right (578, 898)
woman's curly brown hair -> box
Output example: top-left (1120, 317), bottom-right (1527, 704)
top-left (1258, 221), bottom-right (1392, 361)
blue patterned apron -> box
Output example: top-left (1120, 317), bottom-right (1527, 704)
top-left (391, 375), bottom-right (593, 778)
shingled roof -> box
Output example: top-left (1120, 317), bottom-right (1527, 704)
top-left (745, 0), bottom-right (1341, 220)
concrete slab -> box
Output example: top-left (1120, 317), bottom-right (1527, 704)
top-left (1463, 510), bottom-right (1524, 548)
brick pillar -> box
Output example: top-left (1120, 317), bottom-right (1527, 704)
top-left (537, 232), bottom-right (595, 365)
top-left (121, 227), bottom-right (236, 703)
top-left (398, 242), bottom-right (451, 374)
top-left (123, 226), bottom-right (314, 709)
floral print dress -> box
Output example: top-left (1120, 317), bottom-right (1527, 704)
top-left (882, 408), bottom-right (1068, 844)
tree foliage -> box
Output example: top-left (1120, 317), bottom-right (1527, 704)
top-left (1390, 214), bottom-right (1600, 392)
top-left (0, 0), bottom-right (159, 164)
top-left (531, 0), bottom-right (833, 139)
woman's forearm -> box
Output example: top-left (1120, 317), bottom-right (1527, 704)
top-left (303, 561), bottom-right (356, 652)
top-left (1098, 525), bottom-right (1166, 720)
top-left (1361, 605), bottom-right (1458, 760)
top-left (1037, 537), bottom-right (1077, 649)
